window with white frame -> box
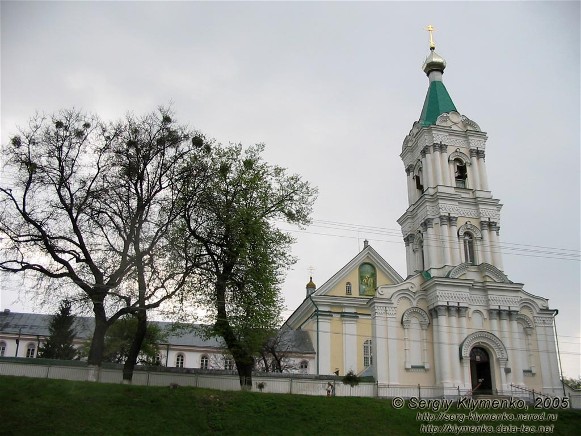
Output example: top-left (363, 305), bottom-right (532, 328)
top-left (175, 353), bottom-right (185, 368)
top-left (26, 343), bottom-right (36, 358)
top-left (224, 357), bottom-right (234, 371)
top-left (299, 360), bottom-right (308, 374)
top-left (363, 339), bottom-right (373, 367)
top-left (0, 341), bottom-right (6, 357)
top-left (200, 354), bottom-right (209, 370)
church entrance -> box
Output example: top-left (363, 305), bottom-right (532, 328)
top-left (470, 347), bottom-right (493, 395)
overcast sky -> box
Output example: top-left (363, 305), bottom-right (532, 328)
top-left (1, 1), bottom-right (579, 377)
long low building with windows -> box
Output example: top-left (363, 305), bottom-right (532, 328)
top-left (0, 310), bottom-right (316, 374)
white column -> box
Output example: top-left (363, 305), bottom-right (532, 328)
top-left (448, 306), bottom-right (462, 387)
top-left (424, 218), bottom-right (439, 269)
top-left (478, 150), bottom-right (489, 191)
top-left (436, 306), bottom-right (451, 386)
top-left (421, 147), bottom-right (434, 189)
top-left (489, 309), bottom-right (500, 339)
top-left (499, 310), bottom-right (512, 385)
top-left (318, 315), bottom-right (332, 375)
top-left (440, 144), bottom-right (451, 186)
top-left (469, 149), bottom-right (481, 190)
top-left (343, 315), bottom-right (357, 373)
top-left (449, 216), bottom-right (461, 265)
top-left (440, 215), bottom-right (452, 266)
top-left (406, 166), bottom-right (415, 205)
top-left (431, 308), bottom-right (442, 385)
top-left (480, 221), bottom-right (492, 264)
top-left (420, 221), bottom-right (431, 270)
top-left (535, 316), bottom-right (561, 394)
top-left (404, 235), bottom-right (414, 277)
top-left (387, 312), bottom-right (400, 384)
top-left (433, 144), bottom-right (442, 186)
top-left (371, 305), bottom-right (389, 384)
top-left (458, 307), bottom-right (470, 389)
top-left (448, 159), bottom-right (456, 188)
top-left (490, 222), bottom-right (504, 270)
top-left (509, 311), bottom-right (524, 386)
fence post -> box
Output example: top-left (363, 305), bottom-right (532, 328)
top-left (418, 384), bottom-right (421, 400)
top-left (290, 378), bottom-right (293, 395)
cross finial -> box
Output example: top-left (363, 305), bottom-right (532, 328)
top-left (307, 265), bottom-right (315, 277)
top-left (426, 24), bottom-right (436, 50)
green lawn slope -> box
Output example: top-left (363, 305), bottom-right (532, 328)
top-left (1, 375), bottom-right (579, 435)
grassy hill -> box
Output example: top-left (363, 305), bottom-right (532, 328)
top-left (1, 375), bottom-right (580, 435)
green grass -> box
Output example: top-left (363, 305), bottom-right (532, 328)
top-left (1, 375), bottom-right (580, 435)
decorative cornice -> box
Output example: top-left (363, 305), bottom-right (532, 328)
top-left (534, 316), bottom-right (554, 327)
top-left (488, 295), bottom-right (520, 307)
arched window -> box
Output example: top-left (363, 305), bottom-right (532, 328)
top-left (224, 357), bottom-right (234, 371)
top-left (463, 232), bottom-right (475, 264)
top-left (345, 282), bottom-right (352, 295)
top-left (200, 354), bottom-right (209, 370)
top-left (401, 307), bottom-right (430, 370)
top-left (175, 353), bottom-right (185, 368)
top-left (363, 339), bottom-right (373, 367)
top-left (26, 343), bottom-right (36, 358)
top-left (299, 360), bottom-right (308, 374)
top-left (0, 341), bottom-right (6, 357)
top-left (454, 159), bottom-right (468, 188)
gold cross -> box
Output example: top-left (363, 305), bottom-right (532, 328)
top-left (426, 24), bottom-right (436, 50)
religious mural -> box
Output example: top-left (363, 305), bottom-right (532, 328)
top-left (358, 263), bottom-right (376, 296)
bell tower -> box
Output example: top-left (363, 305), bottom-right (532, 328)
top-left (398, 29), bottom-right (504, 278)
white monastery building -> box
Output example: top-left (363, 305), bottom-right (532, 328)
top-left (0, 38), bottom-right (563, 397)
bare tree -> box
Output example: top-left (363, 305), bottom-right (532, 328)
top-left (0, 108), bottom-right (203, 377)
top-left (258, 329), bottom-right (299, 373)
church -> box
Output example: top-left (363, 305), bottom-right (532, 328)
top-left (0, 33), bottom-right (564, 399)
top-left (284, 35), bottom-right (563, 397)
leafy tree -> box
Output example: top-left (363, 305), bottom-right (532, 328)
top-left (38, 299), bottom-right (78, 360)
top-left (0, 108), bottom-right (203, 377)
top-left (180, 143), bottom-right (317, 388)
top-left (102, 316), bottom-right (165, 365)
top-left (563, 377), bottom-right (581, 390)
top-left (342, 370), bottom-right (361, 387)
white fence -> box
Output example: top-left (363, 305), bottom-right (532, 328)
top-left (1, 358), bottom-right (577, 407)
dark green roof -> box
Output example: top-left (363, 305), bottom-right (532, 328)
top-left (419, 80), bottom-right (457, 126)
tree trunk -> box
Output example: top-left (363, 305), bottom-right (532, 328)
top-left (215, 273), bottom-right (254, 388)
top-left (87, 301), bottom-right (108, 366)
top-left (122, 310), bottom-right (147, 383)
top-left (237, 362), bottom-right (253, 390)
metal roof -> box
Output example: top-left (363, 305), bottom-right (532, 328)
top-left (0, 311), bottom-right (314, 354)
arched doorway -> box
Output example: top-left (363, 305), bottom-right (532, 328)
top-left (470, 347), bottom-right (493, 395)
